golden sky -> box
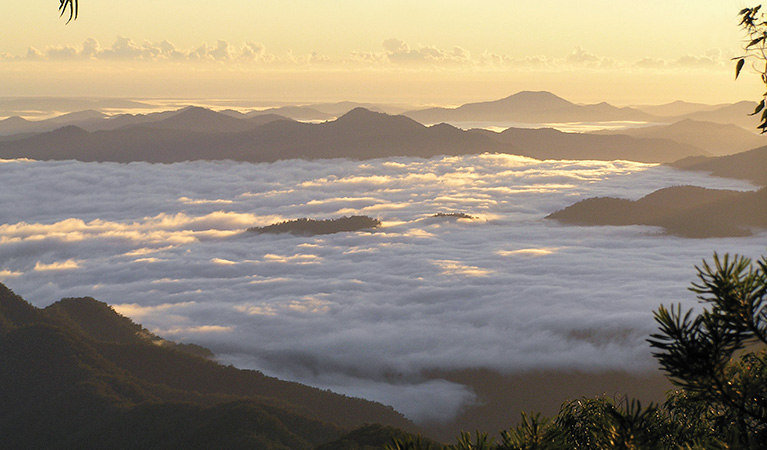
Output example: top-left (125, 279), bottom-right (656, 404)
top-left (0, 1), bottom-right (760, 106)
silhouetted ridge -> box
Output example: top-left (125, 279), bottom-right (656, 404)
top-left (495, 90), bottom-right (575, 111)
top-left (0, 107), bottom-right (505, 163)
top-left (45, 297), bottom-right (145, 344)
top-left (547, 185), bottom-right (767, 238)
top-left (473, 126), bottom-right (706, 163)
top-left (0, 284), bottom-right (41, 331)
top-left (331, 107), bottom-right (425, 132)
top-left (669, 146), bottom-right (767, 186)
top-left (404, 91), bottom-right (656, 123)
top-left (142, 106), bottom-right (262, 133)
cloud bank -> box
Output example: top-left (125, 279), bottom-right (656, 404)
top-left (5, 36), bottom-right (734, 73)
top-left (0, 154), bottom-right (762, 422)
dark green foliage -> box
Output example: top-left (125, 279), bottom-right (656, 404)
top-left (385, 252), bottom-right (767, 450)
top-left (649, 253), bottom-right (767, 448)
top-left (249, 215), bottom-right (381, 236)
top-left (499, 412), bottom-right (560, 450)
top-left (317, 424), bottom-right (444, 450)
top-left (0, 284), bottom-right (416, 449)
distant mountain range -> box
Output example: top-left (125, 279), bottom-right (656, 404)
top-left (471, 126), bottom-right (705, 162)
top-left (593, 119), bottom-right (766, 156)
top-left (0, 105), bottom-right (714, 164)
top-left (0, 107), bottom-right (508, 163)
top-left (2, 91), bottom-right (766, 164)
top-left (2, 91), bottom-right (762, 134)
top-left (0, 284), bottom-right (417, 449)
top-left (403, 91), bottom-right (658, 124)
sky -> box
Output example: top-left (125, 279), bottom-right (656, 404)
top-left (0, 1), bottom-right (762, 106)
top-left (0, 155), bottom-right (763, 422)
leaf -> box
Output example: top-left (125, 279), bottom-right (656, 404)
top-left (751, 100), bottom-right (765, 116)
top-left (736, 58), bottom-right (746, 80)
top-left (747, 36), bottom-right (765, 48)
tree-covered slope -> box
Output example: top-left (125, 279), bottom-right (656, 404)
top-left (0, 284), bottom-right (417, 449)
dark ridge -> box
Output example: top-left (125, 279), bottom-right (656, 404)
top-left (45, 297), bottom-right (145, 344)
top-left (0, 284), bottom-right (417, 449)
top-left (0, 283), bottom-right (41, 331)
top-left (0, 107), bottom-right (507, 163)
top-left (404, 91), bottom-right (656, 124)
top-left (669, 145), bottom-right (767, 187)
top-left (142, 106), bottom-right (261, 133)
top-left (477, 126), bottom-right (706, 163)
top-left (249, 216), bottom-right (382, 236)
top-left (547, 185), bottom-right (767, 238)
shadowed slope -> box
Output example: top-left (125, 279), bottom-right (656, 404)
top-left (475, 126), bottom-right (706, 163)
top-left (0, 284), bottom-right (416, 449)
top-left (596, 119), bottom-right (766, 156)
top-left (669, 146), bottom-right (767, 187)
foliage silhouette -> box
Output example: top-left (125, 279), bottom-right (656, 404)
top-left (735, 6), bottom-right (767, 131)
top-left (249, 215), bottom-right (381, 236)
top-left (385, 252), bottom-right (767, 450)
top-left (59, 0), bottom-right (77, 23)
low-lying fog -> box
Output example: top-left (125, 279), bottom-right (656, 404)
top-left (0, 153), bottom-right (763, 423)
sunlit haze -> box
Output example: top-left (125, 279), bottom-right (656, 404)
top-left (0, 1), bottom-right (760, 105)
top-left (2, 1), bottom-right (767, 438)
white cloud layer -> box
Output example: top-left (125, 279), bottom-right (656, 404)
top-left (0, 154), bottom-right (763, 422)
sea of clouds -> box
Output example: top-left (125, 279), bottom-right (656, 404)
top-left (0, 153), bottom-right (764, 423)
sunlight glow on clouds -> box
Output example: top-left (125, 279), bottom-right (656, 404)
top-left (33, 259), bottom-right (81, 271)
top-left (0, 154), bottom-right (762, 422)
top-left (7, 36), bottom-right (735, 75)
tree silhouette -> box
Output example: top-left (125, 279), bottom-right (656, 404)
top-left (648, 253), bottom-right (767, 447)
top-left (735, 6), bottom-right (767, 131)
top-left (59, 0), bottom-right (77, 23)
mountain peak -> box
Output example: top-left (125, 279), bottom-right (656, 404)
top-left (148, 106), bottom-right (256, 133)
top-left (0, 283), bottom-right (40, 330)
top-left (45, 296), bottom-right (145, 344)
top-left (337, 107), bottom-right (386, 120)
top-left (334, 107), bottom-right (422, 129)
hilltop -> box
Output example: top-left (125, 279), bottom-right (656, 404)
top-left (403, 91), bottom-right (656, 124)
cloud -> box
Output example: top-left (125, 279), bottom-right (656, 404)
top-left (565, 46), bottom-right (616, 68)
top-left (634, 48), bottom-right (729, 70)
top-left (0, 156), bottom-right (762, 423)
top-left (2, 37), bottom-right (733, 75)
top-left (10, 37), bottom-right (287, 64)
top-left (33, 259), bottom-right (81, 271)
